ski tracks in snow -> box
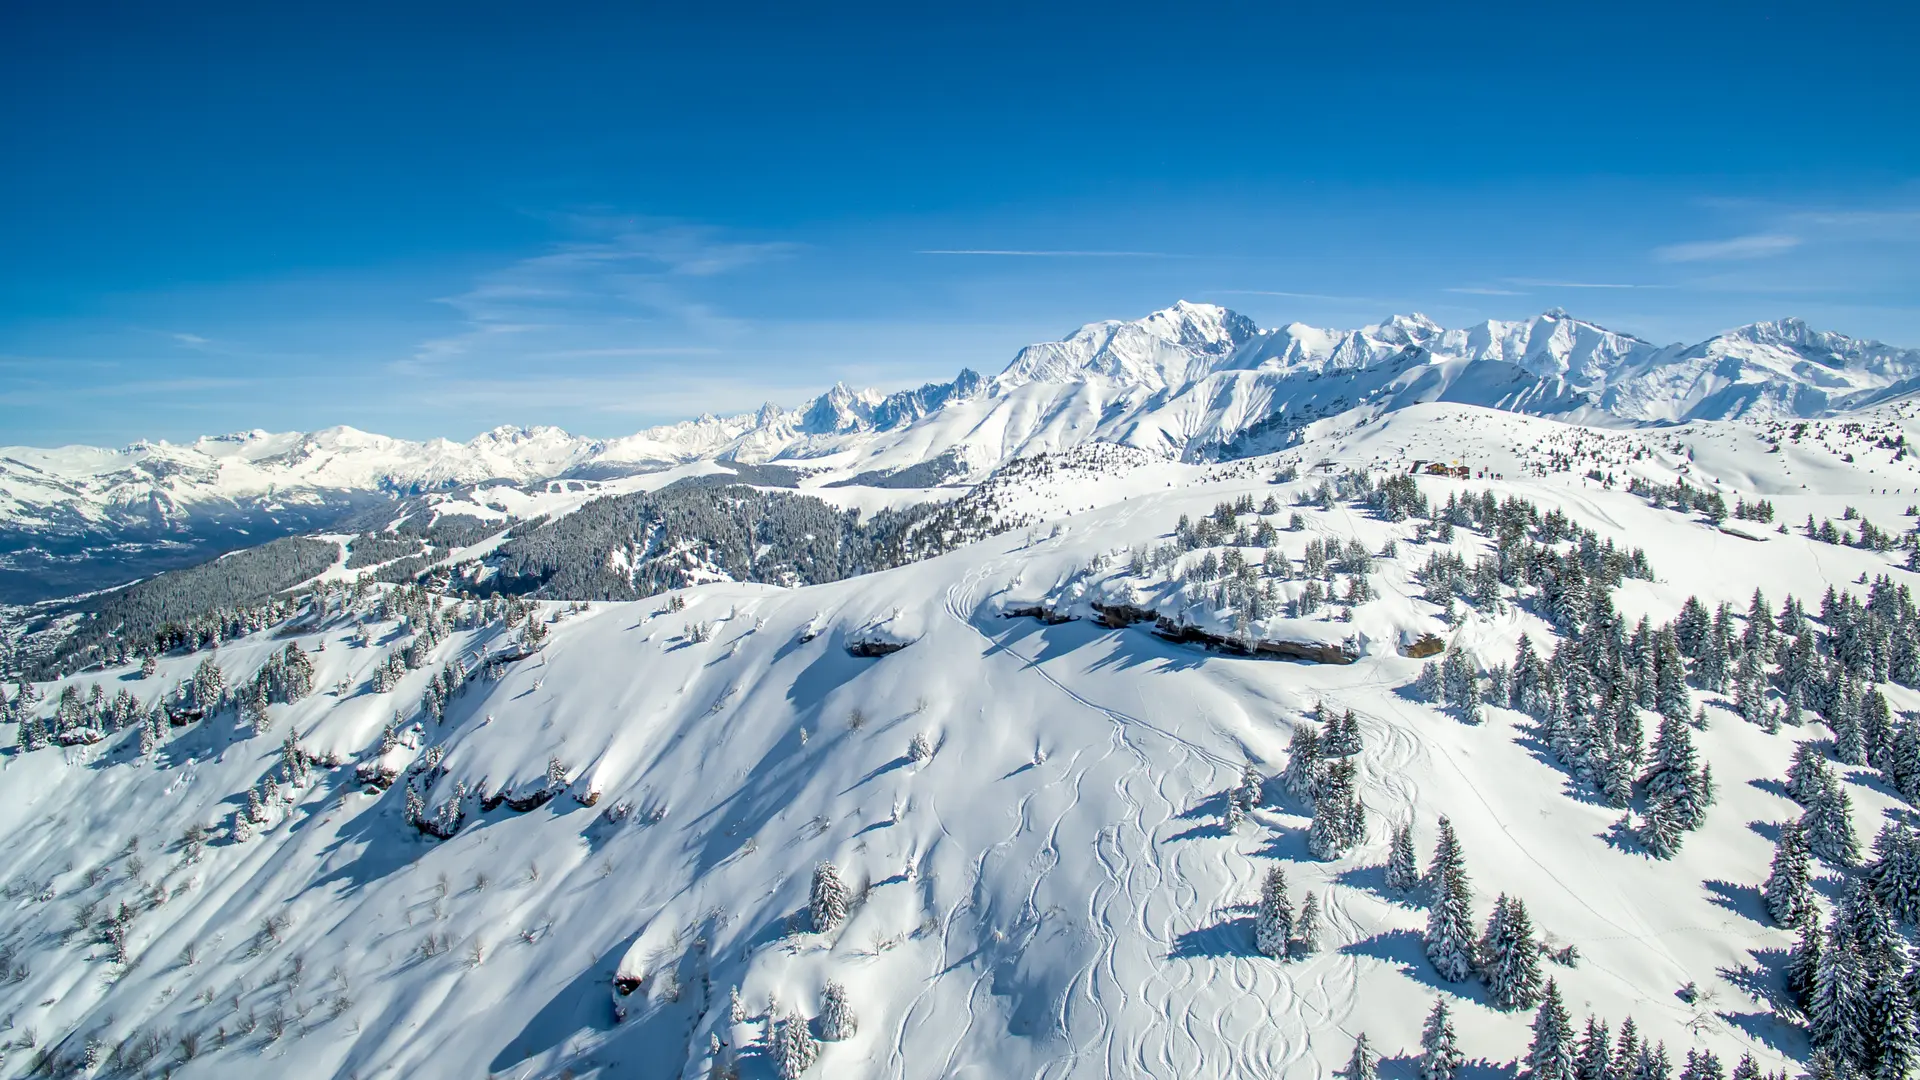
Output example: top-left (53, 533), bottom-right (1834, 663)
top-left (936, 560), bottom-right (1363, 1079)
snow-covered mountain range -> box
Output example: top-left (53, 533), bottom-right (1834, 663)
top-left (5, 304), bottom-right (1918, 603)
top-left (8, 399), bottom-right (1920, 1080)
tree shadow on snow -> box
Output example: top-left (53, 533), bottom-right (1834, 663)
top-left (1809, 870), bottom-right (1853, 904)
top-left (781, 629), bottom-right (873, 723)
top-left (297, 780), bottom-right (467, 898)
top-left (1081, 628), bottom-right (1215, 676)
top-left (1510, 726), bottom-right (1617, 811)
top-left (1719, 1008), bottom-right (1807, 1062)
top-left (1745, 819), bottom-right (1786, 844)
top-left (852, 817), bottom-right (897, 838)
top-left (1166, 820), bottom-right (1232, 842)
top-left (482, 930), bottom-right (642, 1076)
top-left (1340, 929), bottom-right (1425, 980)
top-left (1378, 1052), bottom-right (1515, 1080)
top-left (839, 754), bottom-right (913, 795)
top-left (1747, 777), bottom-right (1793, 801)
top-left (1168, 915), bottom-right (1255, 959)
top-left (1720, 946), bottom-right (1801, 1032)
top-left (982, 618), bottom-right (1098, 670)
top-left (1250, 828), bottom-right (1313, 863)
top-left (1176, 788), bottom-right (1241, 822)
top-left (1344, 930), bottom-right (1494, 1005)
top-left (1335, 863), bottom-right (1423, 909)
top-left (1701, 879), bottom-right (1770, 925)
top-left (1843, 766), bottom-right (1905, 803)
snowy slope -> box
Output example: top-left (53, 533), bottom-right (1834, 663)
top-left (4, 407), bottom-right (1916, 1078)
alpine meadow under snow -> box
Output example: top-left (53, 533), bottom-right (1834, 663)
top-left (11, 304), bottom-right (1920, 1079)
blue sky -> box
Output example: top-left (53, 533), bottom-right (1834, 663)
top-left (2, 1), bottom-right (1915, 447)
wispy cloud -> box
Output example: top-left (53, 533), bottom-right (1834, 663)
top-left (1209, 289), bottom-right (1386, 303)
top-left (404, 219), bottom-right (790, 374)
top-left (1444, 286), bottom-right (1527, 296)
top-left (1505, 278), bottom-right (1670, 290)
top-left (423, 373), bottom-right (833, 421)
top-left (1655, 233), bottom-right (1802, 263)
top-left (533, 346), bottom-right (723, 359)
top-left (917, 249), bottom-right (1195, 258)
top-left (1788, 208), bottom-right (1920, 229)
top-left (170, 332), bottom-right (211, 348)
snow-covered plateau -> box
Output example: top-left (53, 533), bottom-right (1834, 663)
top-left (9, 301), bottom-right (1920, 1079)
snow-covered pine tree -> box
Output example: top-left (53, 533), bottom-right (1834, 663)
top-left (1523, 979), bottom-right (1578, 1080)
top-left (818, 981), bottom-right (856, 1041)
top-left (1417, 661), bottom-right (1444, 703)
top-left (1574, 1017), bottom-right (1612, 1080)
top-left (1866, 821), bottom-right (1920, 924)
top-left (1654, 629), bottom-right (1691, 725)
top-left (1639, 795), bottom-right (1685, 859)
top-left (1514, 633), bottom-right (1547, 713)
top-left (1597, 752), bottom-right (1635, 809)
top-left (16, 713), bottom-right (48, 752)
top-left (1734, 649), bottom-right (1768, 726)
top-left (1386, 821), bottom-right (1420, 895)
top-left (706, 1032), bottom-right (737, 1080)
top-left (1441, 649), bottom-right (1475, 712)
top-left (1799, 1048), bottom-right (1842, 1080)
top-left (1632, 1041), bottom-right (1673, 1080)
top-left (1480, 894), bottom-right (1544, 1010)
top-left (1679, 1049), bottom-right (1727, 1080)
top-left (774, 1009), bottom-right (817, 1080)
top-left (1323, 707), bottom-right (1361, 756)
top-left (1834, 701), bottom-right (1869, 768)
top-left (1804, 777), bottom-right (1863, 867)
top-left (1338, 1032), bottom-right (1379, 1080)
top-left (1787, 910), bottom-right (1825, 1009)
top-left (1861, 690), bottom-right (1893, 770)
top-left (1611, 1018), bottom-right (1642, 1080)
top-left (1462, 677), bottom-right (1485, 724)
top-left (1765, 820), bottom-right (1817, 928)
top-left (1730, 1054), bottom-right (1761, 1080)
top-left (1294, 892), bottom-right (1321, 956)
top-left (1882, 719), bottom-right (1920, 802)
top-left (1643, 715), bottom-right (1699, 799)
top-left (1239, 761), bottom-right (1264, 811)
top-left (1424, 817), bottom-right (1476, 982)
top-left (1668, 759), bottom-right (1713, 832)
top-left (1787, 742), bottom-right (1833, 805)
top-left (1307, 759), bottom-right (1363, 859)
top-left (1871, 967), bottom-right (1920, 1080)
top-left (191, 656), bottom-right (225, 712)
top-left (1419, 997), bottom-right (1464, 1080)
top-left (1283, 723), bottom-right (1323, 800)
top-left (1255, 866), bottom-right (1293, 959)
top-left (809, 862), bottom-right (850, 933)
top-left (1807, 905), bottom-right (1868, 1068)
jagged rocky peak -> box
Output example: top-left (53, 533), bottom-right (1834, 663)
top-left (995, 300), bottom-right (1261, 389)
top-left (1373, 312), bottom-right (1444, 342)
top-left (800, 382), bottom-right (883, 435)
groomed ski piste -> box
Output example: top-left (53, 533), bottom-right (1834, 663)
top-left (6, 401), bottom-right (1920, 1079)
